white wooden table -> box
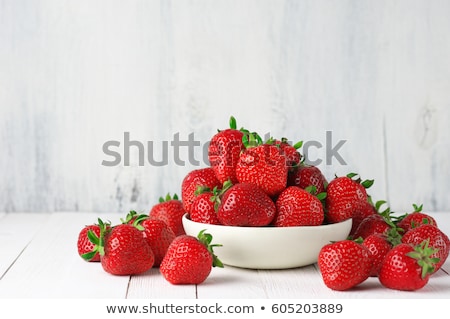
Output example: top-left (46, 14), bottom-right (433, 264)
top-left (0, 211), bottom-right (449, 300)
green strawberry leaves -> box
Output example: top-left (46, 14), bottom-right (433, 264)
top-left (197, 229), bottom-right (224, 268)
top-left (82, 218), bottom-right (110, 261)
top-left (406, 239), bottom-right (440, 278)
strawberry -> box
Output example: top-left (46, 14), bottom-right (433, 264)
top-left (318, 239), bottom-right (372, 291)
top-left (287, 163), bottom-right (328, 195)
top-left (273, 186), bottom-right (325, 227)
top-left (141, 218), bottom-right (176, 267)
top-left (352, 214), bottom-right (390, 239)
top-left (349, 199), bottom-right (378, 237)
top-left (397, 204), bottom-right (437, 234)
top-left (149, 193), bottom-right (186, 236)
top-left (361, 234), bottom-right (393, 277)
top-left (181, 167), bottom-right (221, 214)
top-left (208, 116), bottom-right (245, 184)
top-left (352, 206), bottom-right (404, 248)
top-left (268, 137), bottom-right (303, 168)
top-left (77, 224), bottom-right (102, 262)
top-left (160, 230), bottom-right (223, 284)
top-left (325, 173), bottom-right (373, 224)
top-left (121, 211), bottom-right (176, 267)
top-left (379, 241), bottom-right (439, 291)
top-left (84, 219), bottom-right (155, 276)
top-left (235, 133), bottom-right (288, 197)
top-left (189, 185), bottom-right (226, 225)
top-left (401, 224), bottom-right (449, 274)
top-left (217, 182), bottom-right (276, 226)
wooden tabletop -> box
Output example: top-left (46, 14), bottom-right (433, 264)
top-left (0, 211), bottom-right (449, 299)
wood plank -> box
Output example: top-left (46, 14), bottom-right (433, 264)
top-left (0, 213), bottom-right (50, 280)
top-left (127, 268), bottom-right (196, 299)
top-left (0, 212), bottom-right (128, 298)
top-left (196, 266), bottom-right (268, 299)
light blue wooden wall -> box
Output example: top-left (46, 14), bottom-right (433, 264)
top-left (1, 0), bottom-right (449, 214)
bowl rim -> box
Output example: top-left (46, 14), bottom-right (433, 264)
top-left (182, 213), bottom-right (352, 231)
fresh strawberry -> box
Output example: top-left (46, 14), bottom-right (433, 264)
top-left (77, 224), bottom-right (102, 262)
top-left (379, 241), bottom-right (438, 291)
top-left (352, 213), bottom-right (398, 241)
top-left (217, 182), bottom-right (276, 226)
top-left (397, 204), bottom-right (437, 234)
top-left (268, 137), bottom-right (303, 168)
top-left (287, 163), bottom-right (328, 195)
top-left (235, 133), bottom-right (288, 197)
top-left (318, 239), bottom-right (372, 291)
top-left (325, 173), bottom-right (373, 224)
top-left (401, 224), bottom-right (449, 274)
top-left (189, 184), bottom-right (228, 225)
top-left (121, 210), bottom-right (176, 267)
top-left (181, 167), bottom-right (221, 214)
top-left (208, 116), bottom-right (245, 184)
top-left (361, 234), bottom-right (393, 277)
top-left (349, 199), bottom-right (378, 237)
top-left (84, 219), bottom-right (155, 276)
top-left (141, 218), bottom-right (176, 267)
top-left (160, 230), bottom-right (223, 284)
top-left (149, 193), bottom-right (186, 236)
top-left (273, 186), bottom-right (324, 227)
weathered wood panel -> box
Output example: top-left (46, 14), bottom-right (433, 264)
top-left (0, 0), bottom-right (449, 213)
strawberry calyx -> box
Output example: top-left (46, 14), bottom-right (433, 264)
top-left (197, 229), bottom-right (224, 268)
top-left (242, 131), bottom-right (263, 149)
top-left (121, 210), bottom-right (148, 231)
top-left (304, 185), bottom-right (327, 201)
top-left (82, 218), bottom-right (110, 261)
top-left (159, 193), bottom-right (179, 203)
top-left (406, 239), bottom-right (440, 278)
top-left (375, 202), bottom-right (403, 246)
top-left (193, 180), bottom-right (233, 212)
top-left (412, 203), bottom-right (424, 213)
top-left (212, 180), bottom-right (234, 212)
top-left (346, 172), bottom-right (374, 189)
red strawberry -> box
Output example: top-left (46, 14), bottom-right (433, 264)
top-left (149, 193), bottom-right (186, 236)
top-left (273, 186), bottom-right (324, 227)
top-left (318, 239), bottom-right (372, 291)
top-left (85, 219), bottom-right (155, 276)
top-left (352, 214), bottom-right (391, 240)
top-left (235, 134), bottom-right (288, 197)
top-left (217, 182), bottom-right (276, 226)
top-left (208, 116), bottom-right (245, 184)
top-left (181, 167), bottom-right (221, 214)
top-left (349, 199), bottom-right (378, 237)
top-left (362, 234), bottom-right (393, 277)
top-left (141, 218), bottom-right (176, 267)
top-left (401, 224), bottom-right (449, 274)
top-left (325, 173), bottom-right (373, 224)
top-left (287, 163), bottom-right (328, 195)
top-left (379, 241), bottom-right (438, 291)
top-left (269, 137), bottom-right (303, 168)
top-left (77, 224), bottom-right (102, 262)
top-left (160, 230), bottom-right (223, 284)
top-left (397, 204), bottom-right (437, 234)
top-left (189, 185), bottom-right (225, 225)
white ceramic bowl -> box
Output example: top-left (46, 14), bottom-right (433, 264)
top-left (182, 214), bottom-right (352, 269)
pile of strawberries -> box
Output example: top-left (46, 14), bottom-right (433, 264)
top-left (319, 203), bottom-right (449, 291)
top-left (77, 116), bottom-right (449, 290)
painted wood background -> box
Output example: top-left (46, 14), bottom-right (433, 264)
top-left (1, 0), bottom-right (449, 214)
